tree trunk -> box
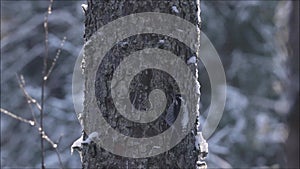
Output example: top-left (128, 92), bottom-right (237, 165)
top-left (81, 0), bottom-right (202, 168)
top-left (285, 1), bottom-right (299, 168)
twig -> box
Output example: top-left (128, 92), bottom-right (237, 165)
top-left (55, 135), bottom-right (64, 167)
top-left (41, 1), bottom-right (53, 168)
top-left (45, 36), bottom-right (67, 80)
top-left (42, 131), bottom-right (64, 167)
top-left (17, 74), bottom-right (57, 143)
top-left (0, 108), bottom-right (57, 146)
top-left (16, 74), bottom-right (41, 121)
top-left (0, 108), bottom-right (35, 126)
top-left (1, 107), bottom-right (63, 167)
top-left (17, 74), bottom-right (42, 111)
top-left (55, 148), bottom-right (64, 167)
top-left (4, 0), bottom-right (65, 168)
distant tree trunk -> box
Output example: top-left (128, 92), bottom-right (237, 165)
top-left (82, 0), bottom-right (202, 168)
top-left (275, 1), bottom-right (299, 168)
top-left (285, 1), bottom-right (299, 168)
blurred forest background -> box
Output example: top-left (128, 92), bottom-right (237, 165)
top-left (1, 0), bottom-right (299, 168)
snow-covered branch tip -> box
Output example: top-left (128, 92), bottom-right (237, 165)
top-left (187, 56), bottom-right (197, 65)
top-left (1, 108), bottom-right (63, 167)
top-left (71, 135), bottom-right (83, 155)
top-left (45, 36), bottom-right (67, 81)
top-left (0, 108), bottom-right (35, 126)
top-left (17, 74), bottom-right (42, 112)
top-left (81, 4), bottom-right (88, 13)
top-left (172, 5), bottom-right (179, 13)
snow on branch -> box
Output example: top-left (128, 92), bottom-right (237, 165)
top-left (0, 108), bottom-right (35, 126)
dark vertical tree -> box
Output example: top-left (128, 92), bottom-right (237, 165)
top-left (81, 0), bottom-right (203, 168)
top-left (284, 1), bottom-right (299, 168)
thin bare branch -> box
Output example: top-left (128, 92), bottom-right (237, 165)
top-left (10, 0), bottom-right (65, 168)
top-left (0, 108), bottom-right (35, 126)
top-left (41, 130), bottom-right (64, 168)
top-left (1, 108), bottom-right (60, 149)
top-left (45, 36), bottom-right (67, 80)
top-left (41, 1), bottom-right (54, 168)
top-left (55, 149), bottom-right (64, 168)
top-left (42, 132), bottom-right (57, 148)
top-left (16, 74), bottom-right (41, 121)
top-left (41, 132), bottom-right (64, 168)
top-left (1, 108), bottom-right (63, 168)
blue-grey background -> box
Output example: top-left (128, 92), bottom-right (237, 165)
top-left (1, 1), bottom-right (298, 168)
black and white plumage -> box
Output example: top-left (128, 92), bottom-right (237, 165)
top-left (165, 94), bottom-right (183, 126)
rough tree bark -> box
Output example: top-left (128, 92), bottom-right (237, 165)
top-left (81, 0), bottom-right (202, 168)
